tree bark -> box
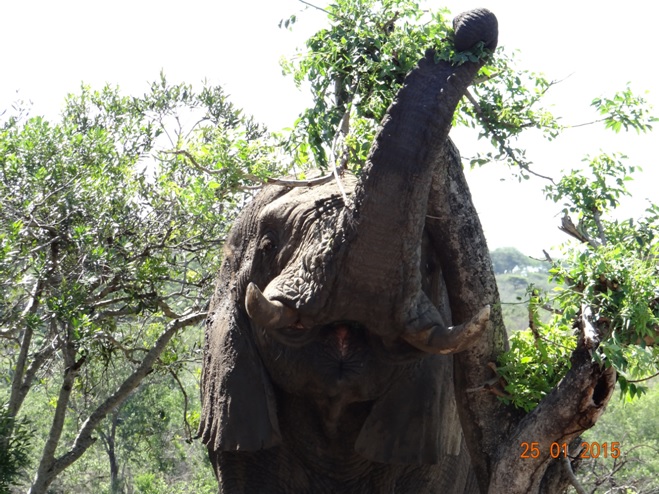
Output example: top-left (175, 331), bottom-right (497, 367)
top-left (30, 336), bottom-right (85, 494)
top-left (488, 347), bottom-right (616, 493)
top-left (423, 142), bottom-right (618, 493)
top-left (425, 141), bottom-right (519, 491)
top-left (7, 279), bottom-right (45, 418)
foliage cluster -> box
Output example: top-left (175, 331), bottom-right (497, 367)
top-left (497, 318), bottom-right (576, 412)
top-left (496, 153), bottom-right (659, 411)
top-left (280, 0), bottom-right (491, 171)
top-left (545, 156), bottom-right (659, 400)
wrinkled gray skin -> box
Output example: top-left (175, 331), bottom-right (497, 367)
top-left (200, 9), bottom-right (498, 494)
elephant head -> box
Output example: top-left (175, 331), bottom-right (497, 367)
top-left (200, 8), bottom-right (498, 490)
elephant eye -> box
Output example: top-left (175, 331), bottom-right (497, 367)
top-left (259, 232), bottom-right (278, 253)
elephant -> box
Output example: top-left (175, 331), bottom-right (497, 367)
top-left (200, 8), bottom-right (499, 494)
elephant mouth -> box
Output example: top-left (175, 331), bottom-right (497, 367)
top-left (317, 322), bottom-right (372, 382)
top-left (246, 281), bottom-right (491, 356)
top-left (318, 321), bottom-right (366, 359)
top-left (262, 316), bottom-right (424, 368)
top-left (259, 316), bottom-right (368, 354)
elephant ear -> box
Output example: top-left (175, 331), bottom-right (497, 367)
top-left (199, 292), bottom-right (281, 452)
top-left (199, 203), bottom-right (283, 452)
top-left (355, 354), bottom-right (462, 463)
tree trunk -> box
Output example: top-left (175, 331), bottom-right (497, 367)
top-left (424, 141), bottom-right (518, 491)
top-left (30, 337), bottom-right (85, 494)
top-left (423, 142), bottom-right (618, 492)
top-left (100, 410), bottom-right (122, 494)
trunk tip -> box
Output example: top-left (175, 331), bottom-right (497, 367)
top-left (453, 8), bottom-right (498, 52)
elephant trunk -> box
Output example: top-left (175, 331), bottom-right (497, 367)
top-left (336, 9), bottom-right (498, 344)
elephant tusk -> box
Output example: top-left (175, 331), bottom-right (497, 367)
top-left (245, 282), bottom-right (299, 330)
top-left (401, 305), bottom-right (490, 355)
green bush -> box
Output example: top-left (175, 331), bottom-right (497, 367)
top-left (0, 403), bottom-right (32, 492)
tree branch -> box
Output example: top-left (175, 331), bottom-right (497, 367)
top-left (298, 0), bottom-right (334, 17)
top-left (169, 149), bottom-right (337, 189)
top-left (31, 343), bottom-right (86, 494)
top-left (167, 367), bottom-right (194, 442)
top-left (488, 347), bottom-right (616, 493)
top-left (561, 456), bottom-right (587, 494)
top-left (559, 214), bottom-right (600, 248)
top-left (11, 343), bottom-right (56, 418)
top-left (156, 299), bottom-right (182, 319)
top-left (592, 208), bottom-right (607, 246)
top-left (8, 278), bottom-right (45, 416)
top-left (464, 88), bottom-right (556, 183)
top-left (43, 312), bottom-right (206, 488)
top-left (579, 305), bottom-right (600, 351)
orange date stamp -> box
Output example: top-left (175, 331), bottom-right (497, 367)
top-left (520, 441), bottom-right (621, 459)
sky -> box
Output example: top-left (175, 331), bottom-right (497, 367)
top-left (2, 0), bottom-right (658, 257)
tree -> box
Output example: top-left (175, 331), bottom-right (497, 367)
top-left (277, 1), bottom-right (659, 492)
top-left (0, 76), bottom-right (281, 492)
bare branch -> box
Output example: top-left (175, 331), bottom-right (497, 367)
top-left (91, 306), bottom-right (141, 320)
top-left (567, 118), bottom-right (607, 130)
top-left (156, 299), bottom-right (182, 319)
top-left (298, 0), bottom-right (333, 17)
top-left (561, 456), bottom-right (587, 494)
top-left (29, 173), bottom-right (81, 213)
top-left (169, 149), bottom-right (337, 189)
top-left (329, 108), bottom-right (351, 204)
top-left (8, 278), bottom-right (45, 416)
top-left (91, 332), bottom-right (147, 364)
top-left (559, 214), bottom-right (600, 248)
top-left (542, 249), bottom-right (553, 263)
top-left (10, 343), bottom-right (56, 417)
top-left (592, 209), bottom-right (607, 245)
top-left (580, 305), bottom-right (600, 351)
top-left (167, 368), bottom-right (194, 442)
top-left (89, 295), bottom-right (134, 310)
top-left (627, 369), bottom-right (659, 383)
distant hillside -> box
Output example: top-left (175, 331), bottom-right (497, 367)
top-left (491, 247), bottom-right (554, 332)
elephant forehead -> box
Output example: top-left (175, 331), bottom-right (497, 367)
top-left (258, 177), bottom-right (356, 223)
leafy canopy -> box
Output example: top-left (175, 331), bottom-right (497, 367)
top-left (0, 75), bottom-right (280, 492)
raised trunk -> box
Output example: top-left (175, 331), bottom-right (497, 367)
top-left (337, 11), bottom-right (497, 338)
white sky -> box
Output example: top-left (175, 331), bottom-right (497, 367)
top-left (1, 0), bottom-right (657, 257)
